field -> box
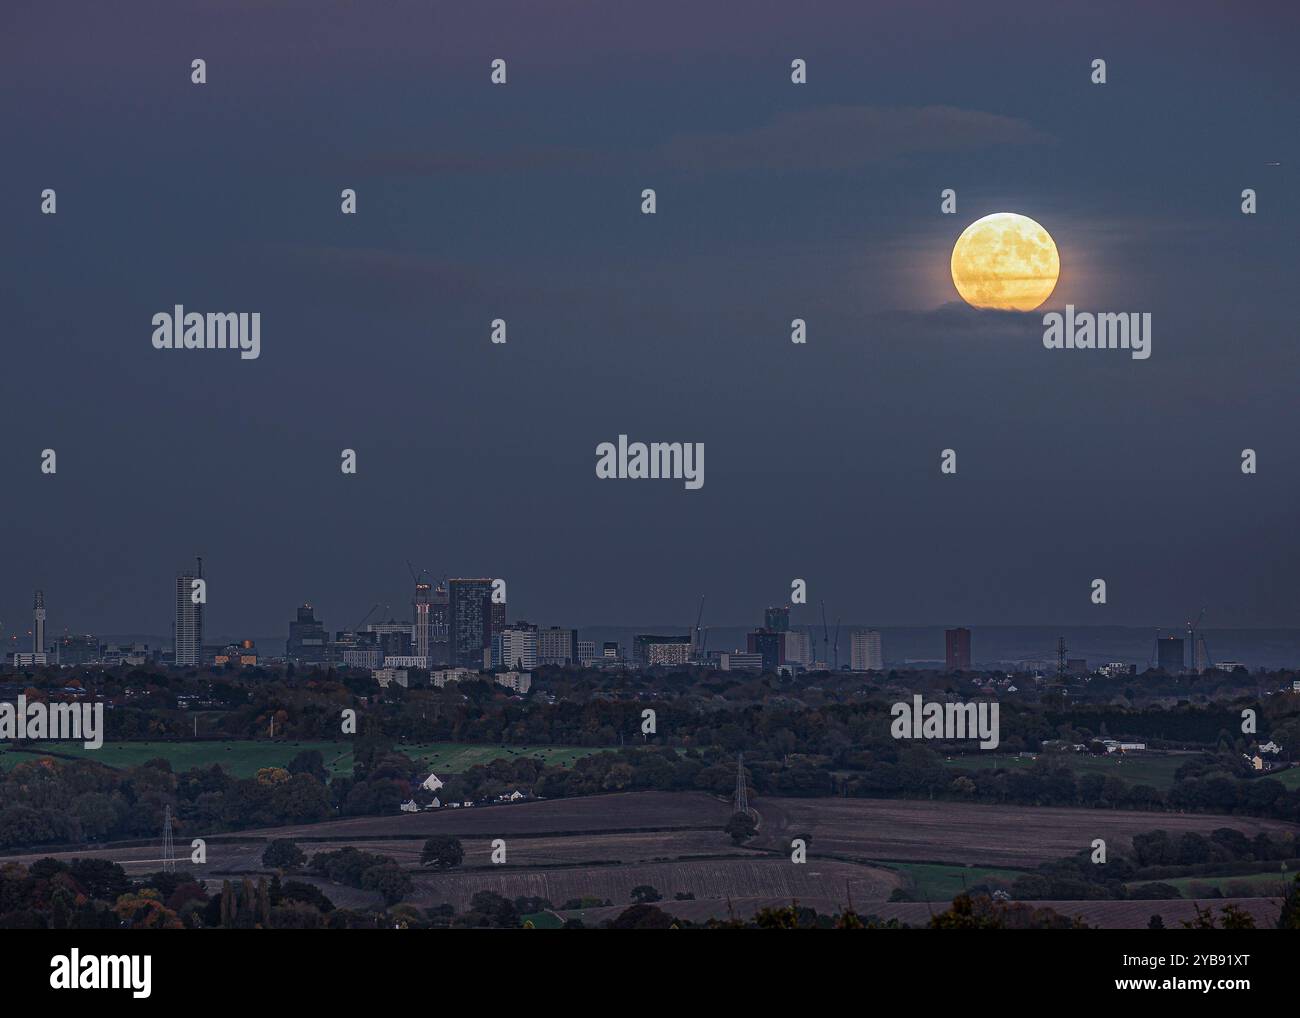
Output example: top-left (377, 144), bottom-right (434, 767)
top-left (754, 797), bottom-right (1297, 868)
top-left (5, 791), bottom-right (1296, 926)
top-left (0, 740), bottom-right (612, 778)
top-left (1153, 871), bottom-right (1295, 899)
top-left (885, 862), bottom-right (1026, 901)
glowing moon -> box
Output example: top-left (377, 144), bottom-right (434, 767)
top-left (950, 212), bottom-right (1060, 311)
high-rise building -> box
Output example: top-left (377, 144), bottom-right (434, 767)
top-left (944, 627), bottom-right (971, 671)
top-left (494, 624), bottom-right (538, 671)
top-left (1156, 636), bottom-right (1185, 673)
top-left (413, 581), bottom-right (433, 661)
top-left (764, 606), bottom-right (791, 633)
top-left (746, 629), bottom-right (783, 671)
top-left (367, 621), bottom-right (413, 658)
top-left (537, 626), bottom-right (578, 666)
top-left (634, 635), bottom-right (691, 666)
top-left (577, 640), bottom-right (597, 666)
top-left (287, 604), bottom-right (328, 665)
top-left (449, 578), bottom-right (493, 668)
top-left (850, 629), bottom-right (883, 671)
top-left (174, 559), bottom-right (204, 667)
top-left (57, 634), bottom-right (100, 666)
top-left (782, 630), bottom-right (812, 666)
top-left (430, 583), bottom-right (450, 665)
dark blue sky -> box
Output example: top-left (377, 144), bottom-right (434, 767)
top-left (2, 0), bottom-right (1298, 641)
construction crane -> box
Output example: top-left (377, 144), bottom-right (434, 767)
top-left (354, 603), bottom-right (380, 633)
top-left (819, 603), bottom-right (827, 663)
top-left (691, 595), bottom-right (707, 658)
top-left (1186, 606), bottom-right (1209, 673)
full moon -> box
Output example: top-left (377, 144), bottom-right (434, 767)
top-left (950, 212), bottom-right (1060, 311)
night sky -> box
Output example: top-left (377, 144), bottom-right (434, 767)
top-left (3, 1), bottom-right (1298, 641)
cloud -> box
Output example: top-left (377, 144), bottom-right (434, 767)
top-left (341, 105), bottom-right (1047, 179)
top-left (657, 105), bottom-right (1051, 172)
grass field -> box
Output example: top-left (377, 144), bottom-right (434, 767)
top-left (1147, 871), bottom-right (1296, 899)
top-left (885, 861), bottom-right (1027, 901)
top-left (0, 740), bottom-right (614, 778)
top-left (942, 752), bottom-right (1188, 788)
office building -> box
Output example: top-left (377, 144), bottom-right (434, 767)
top-left (494, 624), bottom-right (539, 672)
top-left (746, 629), bottom-right (783, 671)
top-left (1156, 636), bottom-right (1185, 673)
top-left (945, 627), bottom-right (971, 671)
top-left (782, 630), bottom-right (812, 666)
top-left (764, 606), bottom-right (791, 632)
top-left (538, 626), bottom-right (579, 666)
top-left (634, 634), bottom-right (691, 666)
top-left (449, 578), bottom-right (493, 668)
top-left (850, 629), bottom-right (883, 671)
top-left (286, 604), bottom-right (328, 665)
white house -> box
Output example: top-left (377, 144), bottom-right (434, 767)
top-left (507, 790), bottom-right (525, 801)
top-left (425, 796), bottom-right (441, 810)
top-left (399, 799), bottom-right (420, 813)
top-left (420, 772), bottom-right (444, 793)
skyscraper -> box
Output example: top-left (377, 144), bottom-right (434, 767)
top-left (287, 603), bottom-right (328, 665)
top-left (746, 629), bottom-right (783, 671)
top-left (413, 581), bottom-right (432, 661)
top-left (494, 623), bottom-right (538, 671)
top-left (1156, 635), bottom-right (1185, 673)
top-left (945, 627), bottom-right (971, 671)
top-left (850, 629), bottom-right (883, 671)
top-left (764, 606), bottom-right (791, 632)
top-left (449, 578), bottom-right (493, 668)
top-left (174, 558), bottom-right (204, 667)
top-left (430, 582), bottom-right (450, 665)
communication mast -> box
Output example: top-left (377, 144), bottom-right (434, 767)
top-left (162, 805), bottom-right (176, 872)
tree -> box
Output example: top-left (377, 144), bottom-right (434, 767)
top-left (725, 811), bottom-right (756, 845)
top-left (605, 904), bottom-right (674, 929)
top-left (630, 884), bottom-right (662, 904)
top-left (262, 840), bottom-right (306, 872)
top-left (420, 836), bottom-right (465, 870)
top-left (1278, 874), bottom-right (1300, 929)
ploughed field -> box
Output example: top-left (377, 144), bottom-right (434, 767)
top-left (6, 792), bottom-right (1295, 925)
top-left (754, 798), bottom-right (1298, 868)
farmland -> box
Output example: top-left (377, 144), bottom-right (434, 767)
top-left (884, 862), bottom-right (1026, 901)
top-left (753, 797), bottom-right (1297, 868)
top-left (5, 789), bottom-right (1295, 927)
top-left (0, 739), bottom-right (613, 778)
